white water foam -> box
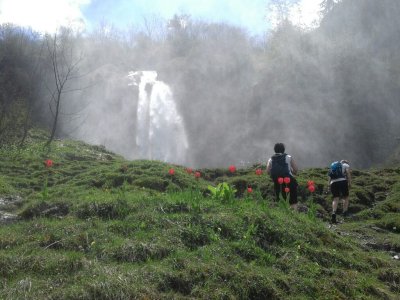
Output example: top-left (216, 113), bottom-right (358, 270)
top-left (128, 71), bottom-right (189, 164)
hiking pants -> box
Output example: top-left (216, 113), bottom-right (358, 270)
top-left (273, 176), bottom-right (298, 205)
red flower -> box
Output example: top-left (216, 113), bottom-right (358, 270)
top-left (307, 180), bottom-right (315, 186)
top-left (44, 159), bottom-right (53, 168)
top-left (229, 165), bottom-right (236, 173)
top-left (277, 177), bottom-right (284, 184)
top-left (194, 171), bottom-right (201, 179)
top-left (284, 187), bottom-right (290, 193)
top-left (308, 185), bottom-right (315, 193)
top-left (284, 177), bottom-right (291, 184)
top-left (255, 169), bottom-right (262, 176)
top-left (247, 187), bottom-right (253, 193)
top-left (168, 168), bottom-right (175, 175)
top-left (186, 168), bottom-right (193, 174)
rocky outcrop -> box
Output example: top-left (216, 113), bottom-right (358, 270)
top-left (0, 195), bottom-right (23, 224)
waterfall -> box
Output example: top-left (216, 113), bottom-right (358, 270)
top-left (128, 71), bottom-right (189, 164)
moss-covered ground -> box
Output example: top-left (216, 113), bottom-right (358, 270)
top-left (0, 130), bottom-right (399, 299)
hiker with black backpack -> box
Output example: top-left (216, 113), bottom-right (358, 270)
top-left (328, 160), bottom-right (352, 224)
top-left (267, 143), bottom-right (299, 208)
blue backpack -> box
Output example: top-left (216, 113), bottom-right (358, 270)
top-left (328, 161), bottom-right (344, 179)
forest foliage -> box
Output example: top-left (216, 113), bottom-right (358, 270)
top-left (1, 0), bottom-right (400, 168)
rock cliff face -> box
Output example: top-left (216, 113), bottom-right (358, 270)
top-left (386, 144), bottom-right (400, 167)
top-left (394, 147), bottom-right (400, 165)
top-left (0, 196), bottom-right (23, 224)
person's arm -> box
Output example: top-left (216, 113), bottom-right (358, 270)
top-left (266, 159), bottom-right (272, 175)
top-left (290, 158), bottom-right (298, 175)
top-left (346, 167), bottom-right (352, 188)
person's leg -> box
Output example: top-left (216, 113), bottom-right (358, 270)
top-left (331, 197), bottom-right (339, 223)
top-left (289, 177), bottom-right (298, 209)
top-left (343, 197), bottom-right (349, 215)
top-left (280, 183), bottom-right (288, 200)
top-left (331, 182), bottom-right (340, 223)
top-left (273, 180), bottom-right (281, 202)
top-left (332, 197), bottom-right (339, 214)
top-left (341, 180), bottom-right (350, 216)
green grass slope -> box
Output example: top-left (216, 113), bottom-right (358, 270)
top-left (0, 131), bottom-right (399, 299)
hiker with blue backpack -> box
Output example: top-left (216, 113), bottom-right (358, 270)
top-left (267, 143), bottom-right (299, 208)
top-left (328, 160), bottom-right (352, 224)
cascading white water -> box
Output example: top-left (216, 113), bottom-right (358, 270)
top-left (128, 71), bottom-right (189, 164)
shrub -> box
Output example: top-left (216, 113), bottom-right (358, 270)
top-left (19, 201), bottom-right (70, 219)
top-left (180, 225), bottom-right (211, 250)
top-left (76, 198), bottom-right (130, 220)
top-left (133, 177), bottom-right (168, 191)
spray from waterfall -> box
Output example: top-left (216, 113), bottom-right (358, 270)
top-left (128, 71), bottom-right (189, 165)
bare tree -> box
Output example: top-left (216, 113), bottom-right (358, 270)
top-left (267, 0), bottom-right (300, 26)
top-left (44, 28), bottom-right (83, 149)
top-left (320, 0), bottom-right (338, 15)
top-left (0, 25), bottom-right (43, 145)
top-left (19, 31), bottom-right (46, 146)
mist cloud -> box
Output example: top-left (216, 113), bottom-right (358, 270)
top-left (0, 0), bottom-right (323, 36)
top-left (2, 0), bottom-right (398, 170)
top-left (0, 0), bottom-right (89, 33)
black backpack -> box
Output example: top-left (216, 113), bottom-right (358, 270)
top-left (328, 161), bottom-right (344, 179)
top-left (270, 154), bottom-right (290, 179)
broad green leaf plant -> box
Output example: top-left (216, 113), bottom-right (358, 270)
top-left (208, 182), bottom-right (237, 203)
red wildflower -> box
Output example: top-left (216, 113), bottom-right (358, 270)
top-left (255, 169), bottom-right (262, 176)
top-left (284, 177), bottom-right (291, 184)
top-left (277, 177), bottom-right (284, 184)
top-left (44, 159), bottom-right (53, 168)
top-left (194, 171), bottom-right (201, 179)
top-left (168, 168), bottom-right (175, 175)
top-left (284, 187), bottom-right (290, 193)
top-left (186, 168), bottom-right (193, 174)
top-left (247, 187), bottom-right (253, 193)
top-left (307, 180), bottom-right (315, 186)
top-left (308, 185), bottom-right (316, 193)
top-left (229, 165), bottom-right (236, 173)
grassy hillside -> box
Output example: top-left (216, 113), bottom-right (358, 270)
top-left (0, 130), bottom-right (399, 299)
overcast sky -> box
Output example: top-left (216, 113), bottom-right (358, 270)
top-left (0, 0), bottom-right (323, 35)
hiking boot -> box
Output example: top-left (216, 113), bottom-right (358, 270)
top-left (331, 213), bottom-right (337, 224)
top-left (343, 211), bottom-right (349, 218)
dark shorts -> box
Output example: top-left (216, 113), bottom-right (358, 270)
top-left (331, 180), bottom-right (349, 198)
